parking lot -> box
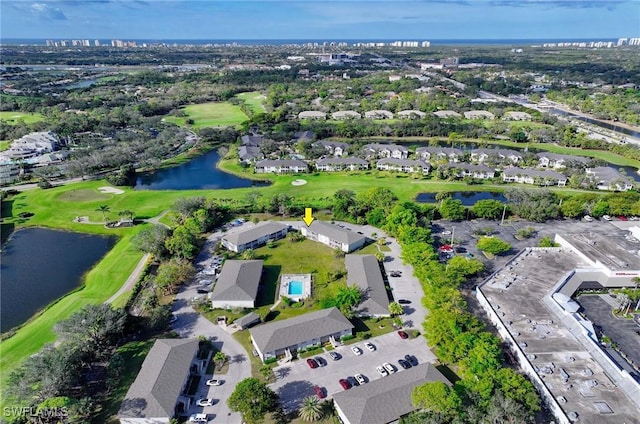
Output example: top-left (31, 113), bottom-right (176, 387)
top-left (269, 331), bottom-right (437, 412)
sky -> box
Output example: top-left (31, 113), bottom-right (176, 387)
top-left (1, 0), bottom-right (639, 40)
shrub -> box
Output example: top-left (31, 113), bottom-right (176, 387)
top-left (341, 334), bottom-right (355, 342)
top-left (264, 357), bottom-right (277, 364)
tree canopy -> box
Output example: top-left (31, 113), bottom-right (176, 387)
top-left (227, 378), bottom-right (279, 424)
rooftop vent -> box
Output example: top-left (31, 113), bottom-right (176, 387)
top-left (594, 402), bottom-right (613, 414)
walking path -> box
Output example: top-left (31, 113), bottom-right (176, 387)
top-left (105, 253), bottom-right (151, 304)
top-left (142, 209), bottom-right (170, 228)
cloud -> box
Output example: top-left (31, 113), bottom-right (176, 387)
top-left (30, 2), bottom-right (67, 20)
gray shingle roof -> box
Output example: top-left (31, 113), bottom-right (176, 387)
top-left (250, 307), bottom-right (353, 353)
top-left (503, 167), bottom-right (566, 179)
top-left (333, 362), bottom-right (450, 424)
top-left (210, 260), bottom-right (263, 302)
top-left (255, 159), bottom-right (308, 168)
top-left (447, 163), bottom-right (494, 173)
top-left (363, 143), bottom-right (408, 153)
top-left (307, 220), bottom-right (367, 245)
top-left (313, 140), bottom-right (349, 150)
top-left (222, 221), bottom-right (288, 247)
top-left (118, 338), bottom-right (199, 419)
top-left (536, 152), bottom-right (589, 163)
top-left (241, 134), bottom-right (265, 146)
top-left (316, 157), bottom-right (368, 166)
top-left (587, 166), bottom-right (634, 184)
top-left (377, 158), bottom-right (430, 168)
top-left (345, 255), bottom-right (390, 316)
top-left (415, 147), bottom-right (463, 156)
top-left (238, 145), bottom-right (263, 160)
top-left (235, 311), bottom-right (261, 329)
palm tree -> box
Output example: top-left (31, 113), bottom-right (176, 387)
top-left (241, 249), bottom-right (256, 260)
top-left (298, 396), bottom-right (323, 422)
top-left (96, 205), bottom-right (110, 222)
top-left (375, 251), bottom-right (385, 263)
top-left (214, 351), bottom-right (228, 371)
top-left (389, 301), bottom-right (404, 317)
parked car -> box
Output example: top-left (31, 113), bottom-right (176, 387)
top-left (188, 414), bottom-right (208, 423)
top-left (389, 272), bottom-right (401, 278)
top-left (196, 399), bottom-right (215, 407)
top-left (364, 342), bottom-right (376, 352)
top-left (376, 365), bottom-right (388, 377)
top-left (307, 358), bottom-right (319, 369)
top-left (351, 346), bottom-right (363, 355)
top-left (630, 216), bottom-right (639, 221)
top-left (398, 299), bottom-right (411, 305)
top-left (347, 376), bottom-right (359, 387)
top-left (455, 246), bottom-right (467, 253)
top-left (196, 288), bottom-right (209, 294)
top-left (313, 385), bottom-right (326, 399)
top-left (315, 357), bottom-right (326, 367)
top-left (404, 354), bottom-right (418, 366)
top-left (354, 374), bottom-right (366, 385)
top-left (398, 359), bottom-right (411, 369)
top-left (339, 379), bottom-right (351, 390)
top-left (206, 379), bottom-right (223, 386)
top-left (603, 215), bottom-right (612, 221)
top-left (383, 362), bottom-right (396, 374)
top-left (397, 330), bottom-right (409, 339)
top-left (583, 215), bottom-right (594, 222)
top-left (618, 216), bottom-right (628, 221)
top-left (329, 351), bottom-right (341, 361)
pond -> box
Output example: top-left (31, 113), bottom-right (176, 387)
top-left (135, 150), bottom-right (267, 190)
top-left (0, 228), bottom-right (115, 333)
top-left (416, 191), bottom-right (507, 206)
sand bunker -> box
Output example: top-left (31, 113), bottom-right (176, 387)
top-left (291, 179), bottom-right (307, 186)
top-left (98, 186), bottom-right (125, 194)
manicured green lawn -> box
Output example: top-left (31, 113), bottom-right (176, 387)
top-left (0, 111), bottom-right (45, 125)
top-left (57, 188), bottom-right (112, 202)
top-left (164, 102), bottom-right (249, 128)
top-left (236, 91), bottom-right (266, 114)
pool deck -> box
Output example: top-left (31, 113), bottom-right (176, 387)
top-left (279, 273), bottom-right (312, 301)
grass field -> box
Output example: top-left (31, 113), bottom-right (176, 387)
top-left (235, 91), bottom-right (267, 114)
top-left (163, 102), bottom-right (248, 128)
top-left (58, 188), bottom-right (112, 202)
top-left (0, 141), bottom-right (10, 151)
top-left (0, 111), bottom-right (45, 125)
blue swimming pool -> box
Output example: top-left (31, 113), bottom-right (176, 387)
top-left (288, 280), bottom-right (304, 295)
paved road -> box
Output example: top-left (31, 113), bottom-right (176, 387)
top-left (269, 331), bottom-right (436, 413)
top-left (172, 286), bottom-right (251, 423)
top-left (105, 253), bottom-right (151, 304)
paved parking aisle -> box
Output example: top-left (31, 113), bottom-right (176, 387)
top-left (269, 331), bottom-right (437, 412)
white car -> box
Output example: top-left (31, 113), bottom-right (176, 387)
top-left (206, 379), bottom-right (223, 386)
top-left (376, 365), bottom-right (388, 377)
top-left (602, 215), bottom-right (612, 221)
top-left (364, 342), bottom-right (376, 352)
top-left (583, 215), bottom-right (594, 222)
top-left (197, 398), bottom-right (215, 407)
top-left (354, 374), bottom-right (366, 385)
top-left (188, 414), bottom-right (208, 423)
top-left (383, 362), bottom-right (396, 374)
top-left (351, 346), bottom-right (362, 356)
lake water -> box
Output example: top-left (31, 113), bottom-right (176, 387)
top-left (0, 228), bottom-right (115, 333)
top-left (416, 191), bottom-right (507, 205)
top-left (135, 150), bottom-right (266, 190)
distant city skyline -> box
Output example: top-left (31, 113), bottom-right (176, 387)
top-left (1, 1), bottom-right (638, 40)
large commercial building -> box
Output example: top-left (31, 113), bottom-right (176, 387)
top-left (476, 229), bottom-right (640, 424)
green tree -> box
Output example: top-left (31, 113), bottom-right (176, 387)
top-left (538, 236), bottom-right (559, 247)
top-left (411, 381), bottom-right (462, 419)
top-left (477, 236), bottom-right (511, 255)
top-left (132, 224), bottom-right (170, 258)
top-left (214, 351), bottom-right (229, 371)
top-left (96, 204), bottom-right (110, 222)
top-left (389, 301), bottom-right (404, 317)
top-left (375, 251), bottom-right (385, 262)
top-left (164, 225), bottom-right (198, 259)
top-left (471, 199), bottom-right (505, 220)
top-left (336, 285), bottom-right (362, 309)
top-left (445, 256), bottom-right (485, 282)
top-left (505, 189), bottom-right (559, 222)
top-left (298, 396), bottom-right (323, 422)
top-left (260, 364), bottom-right (273, 380)
top-left (439, 198), bottom-right (466, 221)
top-left (242, 248), bottom-right (257, 260)
top-left (560, 197), bottom-right (586, 218)
top-left (227, 378), bottom-right (279, 424)
top-left (154, 258), bottom-right (196, 295)
top-left (494, 368), bottom-right (541, 413)
top-left (333, 189), bottom-right (357, 221)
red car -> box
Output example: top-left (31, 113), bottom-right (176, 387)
top-left (618, 216), bottom-right (628, 221)
top-left (339, 379), bottom-right (351, 390)
top-left (306, 358), bottom-right (319, 369)
top-left (397, 330), bottom-right (409, 339)
top-left (313, 385), bottom-right (326, 399)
